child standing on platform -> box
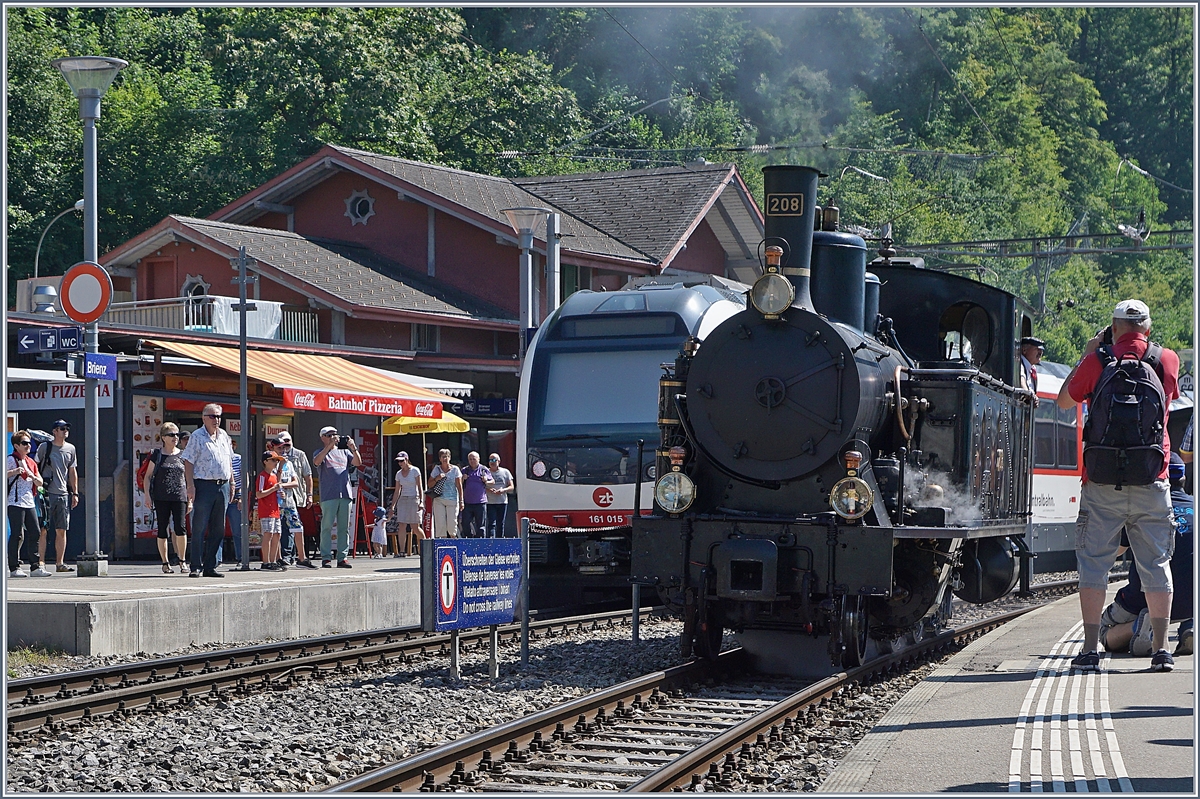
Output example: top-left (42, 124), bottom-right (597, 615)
top-left (256, 451), bottom-right (286, 571)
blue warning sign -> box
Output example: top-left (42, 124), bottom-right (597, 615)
top-left (421, 538), bottom-right (523, 632)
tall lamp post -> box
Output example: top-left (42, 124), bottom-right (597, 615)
top-left (502, 207), bottom-right (552, 359)
top-left (33, 199), bottom-right (85, 281)
top-left (53, 55), bottom-right (127, 576)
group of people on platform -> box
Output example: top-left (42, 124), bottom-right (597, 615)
top-left (35, 403), bottom-right (515, 578)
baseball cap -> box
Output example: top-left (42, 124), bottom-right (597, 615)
top-left (52, 419), bottom-right (70, 430)
top-left (262, 450), bottom-right (285, 462)
top-left (1113, 299), bottom-right (1150, 323)
top-left (276, 432), bottom-right (292, 442)
top-left (395, 451), bottom-right (409, 461)
top-left (1020, 337), bottom-right (1045, 350)
top-left (1169, 452), bottom-right (1186, 479)
top-left (320, 426), bottom-right (338, 436)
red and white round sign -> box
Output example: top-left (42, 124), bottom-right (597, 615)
top-left (438, 554), bottom-right (457, 615)
top-left (593, 487), bottom-right (614, 507)
top-left (60, 261), bottom-right (113, 324)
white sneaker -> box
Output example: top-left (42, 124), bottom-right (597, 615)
top-left (9, 569), bottom-right (28, 578)
top-left (30, 567), bottom-right (53, 577)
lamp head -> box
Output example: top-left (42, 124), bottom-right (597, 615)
top-left (502, 207), bottom-right (551, 237)
top-left (52, 56), bottom-right (128, 98)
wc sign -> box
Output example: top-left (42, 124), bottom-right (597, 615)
top-left (421, 539), bottom-right (523, 632)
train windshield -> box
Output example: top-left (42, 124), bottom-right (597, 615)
top-left (526, 346), bottom-right (678, 485)
top-left (535, 348), bottom-right (676, 439)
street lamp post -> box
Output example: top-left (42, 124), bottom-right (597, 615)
top-left (33, 199), bottom-right (85, 281)
top-left (502, 207), bottom-right (552, 359)
top-left (53, 55), bottom-right (127, 576)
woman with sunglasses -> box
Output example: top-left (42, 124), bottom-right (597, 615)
top-left (7, 431), bottom-right (45, 578)
top-left (142, 422), bottom-right (190, 573)
top-left (388, 451), bottom-right (423, 555)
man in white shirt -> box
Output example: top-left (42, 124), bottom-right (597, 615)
top-left (182, 403), bottom-right (234, 578)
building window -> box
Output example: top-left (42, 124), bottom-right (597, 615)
top-left (344, 189), bottom-right (376, 226)
top-left (412, 324), bottom-right (439, 352)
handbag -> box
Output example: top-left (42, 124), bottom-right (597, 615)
top-left (425, 472), bottom-right (447, 498)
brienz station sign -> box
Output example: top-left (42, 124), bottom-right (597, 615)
top-left (421, 538), bottom-right (523, 632)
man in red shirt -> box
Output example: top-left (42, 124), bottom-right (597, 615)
top-left (1057, 299), bottom-right (1180, 672)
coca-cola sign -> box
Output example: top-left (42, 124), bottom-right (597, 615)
top-left (282, 388), bottom-right (444, 419)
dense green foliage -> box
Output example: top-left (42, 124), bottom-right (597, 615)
top-left (7, 6), bottom-right (1192, 357)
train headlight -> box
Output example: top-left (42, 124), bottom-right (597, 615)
top-left (750, 273), bottom-right (794, 317)
top-left (829, 476), bottom-right (873, 520)
top-left (655, 471), bottom-right (696, 514)
top-left (549, 466), bottom-right (563, 481)
top-left (531, 460), bottom-right (547, 478)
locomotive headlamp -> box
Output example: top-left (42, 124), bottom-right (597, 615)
top-left (750, 273), bottom-right (794, 317)
top-left (655, 471), bottom-right (696, 514)
top-left (751, 245), bottom-right (794, 318)
top-left (830, 476), bottom-right (873, 520)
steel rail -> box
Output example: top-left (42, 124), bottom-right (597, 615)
top-left (324, 600), bottom-right (1060, 793)
top-left (7, 607), bottom-right (662, 736)
top-left (323, 651), bottom-right (744, 793)
top-left (624, 607), bottom-right (1029, 792)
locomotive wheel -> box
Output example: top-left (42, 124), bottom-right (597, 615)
top-left (694, 608), bottom-right (724, 661)
top-left (840, 595), bottom-right (869, 669)
top-left (871, 545), bottom-right (941, 628)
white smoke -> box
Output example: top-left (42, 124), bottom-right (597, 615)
top-left (904, 468), bottom-right (984, 526)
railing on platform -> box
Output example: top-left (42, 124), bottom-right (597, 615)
top-left (101, 295), bottom-right (319, 344)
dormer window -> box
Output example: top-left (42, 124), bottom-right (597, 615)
top-left (344, 189), bottom-right (376, 226)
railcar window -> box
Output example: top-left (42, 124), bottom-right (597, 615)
top-left (1057, 405), bottom-right (1079, 468)
top-left (560, 314), bottom-right (678, 338)
top-left (1034, 403), bottom-right (1058, 468)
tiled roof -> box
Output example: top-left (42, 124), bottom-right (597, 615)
top-left (175, 216), bottom-right (516, 323)
top-left (329, 146), bottom-right (654, 263)
top-left (514, 164), bottom-right (735, 264)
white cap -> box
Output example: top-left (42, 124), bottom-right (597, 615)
top-left (1113, 299), bottom-right (1150, 323)
top-left (320, 425), bottom-right (338, 436)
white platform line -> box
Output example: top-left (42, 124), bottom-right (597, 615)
top-left (1084, 671), bottom-right (1112, 792)
top-left (1012, 623), bottom-right (1080, 792)
top-left (1099, 667), bottom-right (1134, 791)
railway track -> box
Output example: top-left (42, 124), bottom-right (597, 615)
top-left (323, 604), bottom-right (1049, 793)
top-left (5, 607), bottom-right (664, 737)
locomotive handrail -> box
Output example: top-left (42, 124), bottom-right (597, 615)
top-left (894, 364), bottom-right (912, 441)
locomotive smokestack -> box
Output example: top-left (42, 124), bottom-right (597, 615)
top-left (762, 165), bottom-right (820, 312)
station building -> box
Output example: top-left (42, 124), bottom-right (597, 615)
top-left (8, 148), bottom-right (764, 561)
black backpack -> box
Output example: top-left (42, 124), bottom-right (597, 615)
top-left (1082, 343), bottom-right (1167, 489)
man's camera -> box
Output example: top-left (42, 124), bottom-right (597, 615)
top-left (1097, 325), bottom-right (1113, 346)
top-left (337, 435), bottom-right (351, 450)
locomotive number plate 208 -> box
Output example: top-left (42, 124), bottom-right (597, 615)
top-left (766, 193), bottom-right (806, 216)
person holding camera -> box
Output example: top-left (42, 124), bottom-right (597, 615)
top-left (1057, 299), bottom-right (1181, 672)
top-left (313, 426), bottom-right (362, 568)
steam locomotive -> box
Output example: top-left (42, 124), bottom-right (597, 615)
top-left (631, 165), bottom-right (1038, 670)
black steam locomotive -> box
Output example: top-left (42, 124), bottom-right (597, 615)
top-left (631, 165), bottom-right (1038, 669)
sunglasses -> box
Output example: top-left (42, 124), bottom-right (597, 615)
top-left (203, 414), bottom-right (222, 419)
top-left (162, 432), bottom-right (180, 438)
top-left (13, 441), bottom-right (30, 447)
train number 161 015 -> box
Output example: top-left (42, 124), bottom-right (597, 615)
top-left (588, 514), bottom-right (628, 525)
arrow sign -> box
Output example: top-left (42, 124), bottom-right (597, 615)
top-left (17, 330), bottom-right (39, 354)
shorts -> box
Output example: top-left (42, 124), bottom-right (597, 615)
top-left (259, 516), bottom-right (281, 536)
top-left (44, 494), bottom-right (70, 531)
top-left (1075, 480), bottom-right (1174, 592)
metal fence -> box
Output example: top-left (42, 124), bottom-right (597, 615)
top-left (101, 296), bottom-right (319, 344)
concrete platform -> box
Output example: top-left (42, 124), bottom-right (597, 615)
top-left (822, 592), bottom-right (1195, 793)
top-left (5, 556), bottom-right (421, 656)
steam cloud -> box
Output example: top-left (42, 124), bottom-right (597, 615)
top-left (904, 468), bottom-right (984, 526)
